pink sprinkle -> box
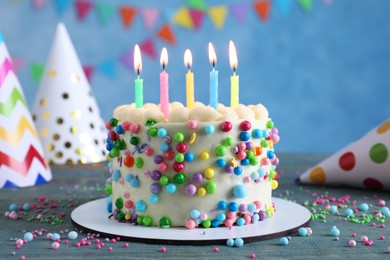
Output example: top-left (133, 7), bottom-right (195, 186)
top-left (16, 244), bottom-right (21, 249)
top-left (20, 256), bottom-right (25, 260)
top-left (100, 242), bottom-right (105, 247)
top-left (379, 235), bottom-right (385, 240)
top-left (387, 246), bottom-right (390, 253)
top-left (95, 239), bottom-right (100, 244)
top-left (348, 240), bottom-right (356, 247)
top-left (161, 246), bottom-right (167, 253)
top-left (360, 236), bottom-right (368, 243)
top-left (108, 247), bottom-right (113, 251)
top-left (111, 238), bottom-right (116, 243)
top-left (379, 224), bottom-right (385, 228)
top-left (371, 223), bottom-right (376, 227)
top-left (213, 247), bottom-right (219, 252)
top-left (46, 233), bottom-right (52, 240)
top-left (76, 243), bottom-right (81, 248)
top-left (87, 241), bottom-right (91, 246)
top-left (65, 240), bottom-right (69, 245)
top-left (124, 243), bottom-right (129, 248)
top-left (351, 233), bottom-right (357, 237)
top-left (116, 237), bottom-right (121, 241)
top-left (364, 240), bottom-right (373, 246)
top-left (52, 242), bottom-right (60, 250)
top-left (250, 253), bottom-right (256, 259)
top-left (96, 245), bottom-right (101, 250)
top-left (378, 199), bottom-right (386, 207)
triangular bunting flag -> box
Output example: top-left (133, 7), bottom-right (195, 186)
top-left (54, 0), bottom-right (72, 14)
top-left (82, 65), bottom-right (94, 82)
top-left (98, 60), bottom-right (115, 79)
top-left (11, 56), bottom-right (24, 72)
top-left (189, 8), bottom-right (204, 30)
top-left (140, 8), bottom-right (159, 30)
top-left (0, 32), bottom-right (3, 44)
top-left (32, 0), bottom-right (46, 9)
top-left (253, 0), bottom-right (271, 22)
top-left (118, 50), bottom-right (133, 71)
top-left (275, 0), bottom-right (292, 15)
top-left (298, 0), bottom-right (313, 12)
top-left (172, 7), bottom-right (193, 29)
top-left (230, 4), bottom-right (249, 24)
top-left (208, 5), bottom-right (228, 29)
top-left (119, 6), bottom-right (137, 28)
top-left (139, 38), bottom-right (157, 59)
top-left (96, 3), bottom-right (116, 25)
top-left (157, 24), bottom-right (176, 45)
top-left (30, 64), bottom-right (45, 84)
top-left (75, 0), bottom-right (93, 21)
top-left (323, 0), bottom-right (333, 5)
top-left (187, 0), bottom-right (207, 11)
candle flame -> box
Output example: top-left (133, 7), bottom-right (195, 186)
top-left (160, 47), bottom-right (168, 67)
top-left (229, 41), bottom-right (238, 70)
top-left (184, 49), bottom-right (192, 68)
top-left (134, 44), bottom-right (142, 73)
top-left (208, 42), bottom-right (216, 66)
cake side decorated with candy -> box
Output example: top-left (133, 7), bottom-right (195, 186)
top-left (105, 101), bottom-right (280, 229)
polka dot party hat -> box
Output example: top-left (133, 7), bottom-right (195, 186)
top-left (297, 119), bottom-right (390, 190)
top-left (32, 23), bottom-right (106, 164)
top-left (0, 32), bottom-right (52, 188)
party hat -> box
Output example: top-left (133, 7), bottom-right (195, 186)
top-left (0, 32), bottom-right (52, 188)
top-left (297, 119), bottom-right (390, 190)
top-left (32, 23), bottom-right (106, 164)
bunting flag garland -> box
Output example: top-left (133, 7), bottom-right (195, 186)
top-left (208, 5), bottom-right (228, 29)
top-left (0, 32), bottom-right (52, 188)
top-left (172, 7), bottom-right (194, 29)
top-left (189, 8), bottom-right (205, 30)
top-left (96, 3), bottom-right (116, 25)
top-left (275, 0), bottom-right (292, 16)
top-left (119, 6), bottom-right (137, 29)
top-left (30, 63), bottom-right (45, 84)
top-left (75, 0), bottom-right (93, 21)
top-left (139, 38), bottom-right (157, 59)
top-left (54, 0), bottom-right (72, 14)
top-left (230, 4), bottom-right (249, 24)
top-left (32, 0), bottom-right (46, 9)
top-left (187, 0), bottom-right (208, 11)
top-left (97, 60), bottom-right (115, 79)
top-left (253, 0), bottom-right (271, 22)
top-left (82, 65), bottom-right (94, 82)
top-left (323, 0), bottom-right (333, 5)
top-left (118, 50), bottom-right (133, 71)
top-left (140, 8), bottom-right (160, 30)
top-left (157, 24), bottom-right (176, 45)
top-left (298, 0), bottom-right (313, 12)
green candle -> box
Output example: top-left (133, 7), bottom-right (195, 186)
top-left (134, 44), bottom-right (143, 108)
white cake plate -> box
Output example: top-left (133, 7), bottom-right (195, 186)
top-left (71, 198), bottom-right (311, 245)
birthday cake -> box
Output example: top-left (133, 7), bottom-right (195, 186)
top-left (104, 101), bottom-right (280, 229)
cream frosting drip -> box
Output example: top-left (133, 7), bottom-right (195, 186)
top-left (113, 102), bottom-right (269, 124)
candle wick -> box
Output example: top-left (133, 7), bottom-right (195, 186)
top-left (233, 67), bottom-right (236, 74)
top-left (162, 63), bottom-right (166, 71)
top-left (212, 61), bottom-right (215, 68)
top-left (187, 64), bottom-right (190, 71)
top-left (137, 69), bottom-right (140, 76)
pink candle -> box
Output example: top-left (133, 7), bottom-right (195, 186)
top-left (160, 48), bottom-right (169, 120)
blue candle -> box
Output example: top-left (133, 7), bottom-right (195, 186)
top-left (208, 43), bottom-right (218, 110)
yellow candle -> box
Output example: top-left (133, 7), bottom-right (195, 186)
top-left (229, 41), bottom-right (239, 108)
top-left (184, 49), bottom-right (194, 109)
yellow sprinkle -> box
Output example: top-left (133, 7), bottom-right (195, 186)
top-left (269, 140), bottom-right (274, 149)
top-left (268, 205), bottom-right (275, 214)
top-left (230, 158), bottom-right (237, 167)
top-left (125, 214), bottom-right (132, 221)
top-left (197, 187), bottom-right (206, 197)
top-left (204, 168), bottom-right (215, 179)
top-left (271, 180), bottom-right (278, 190)
top-left (189, 133), bottom-right (197, 144)
top-left (200, 151), bottom-right (210, 160)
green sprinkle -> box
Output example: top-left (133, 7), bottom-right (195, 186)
top-left (175, 153), bottom-right (185, 163)
top-left (148, 127), bottom-right (158, 137)
top-left (145, 119), bottom-right (156, 126)
top-left (109, 118), bottom-right (118, 127)
top-left (130, 136), bottom-right (140, 145)
top-left (135, 157), bottom-right (144, 168)
top-left (223, 137), bottom-right (234, 146)
top-left (266, 120), bottom-right (274, 129)
top-left (215, 145), bottom-right (227, 157)
top-left (174, 132), bottom-right (185, 142)
top-left (206, 181), bottom-right (217, 194)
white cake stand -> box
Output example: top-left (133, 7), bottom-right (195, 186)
top-left (71, 198), bottom-right (311, 245)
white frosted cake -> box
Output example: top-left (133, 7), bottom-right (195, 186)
top-left (105, 102), bottom-right (280, 229)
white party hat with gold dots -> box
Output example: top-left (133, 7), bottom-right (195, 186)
top-left (32, 23), bottom-right (106, 164)
top-left (0, 31), bottom-right (52, 188)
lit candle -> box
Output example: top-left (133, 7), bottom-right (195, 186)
top-left (208, 43), bottom-right (218, 110)
top-left (160, 47), bottom-right (169, 120)
top-left (184, 49), bottom-right (194, 109)
top-left (134, 44), bottom-right (143, 108)
top-left (229, 41), bottom-right (239, 109)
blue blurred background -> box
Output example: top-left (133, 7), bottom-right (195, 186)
top-left (0, 0), bottom-right (389, 152)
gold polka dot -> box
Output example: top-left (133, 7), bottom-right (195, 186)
top-left (377, 120), bottom-right (390, 134)
top-left (64, 142), bottom-right (71, 148)
top-left (66, 159), bottom-right (73, 165)
top-left (70, 126), bottom-right (78, 134)
top-left (309, 166), bottom-right (326, 184)
top-left (70, 73), bottom-right (80, 83)
top-left (75, 147), bottom-right (81, 155)
top-left (40, 99), bottom-right (48, 106)
top-left (40, 128), bottom-right (49, 138)
top-left (79, 157), bottom-right (87, 164)
top-left (55, 151), bottom-right (63, 158)
top-left (43, 111), bottom-right (51, 120)
top-left (79, 132), bottom-right (92, 144)
top-left (48, 70), bottom-right (56, 78)
top-left (62, 93), bottom-right (69, 99)
top-left (53, 133), bottom-right (60, 141)
top-left (71, 110), bottom-right (81, 119)
top-left (47, 143), bottom-right (55, 151)
top-left (56, 118), bottom-right (64, 124)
